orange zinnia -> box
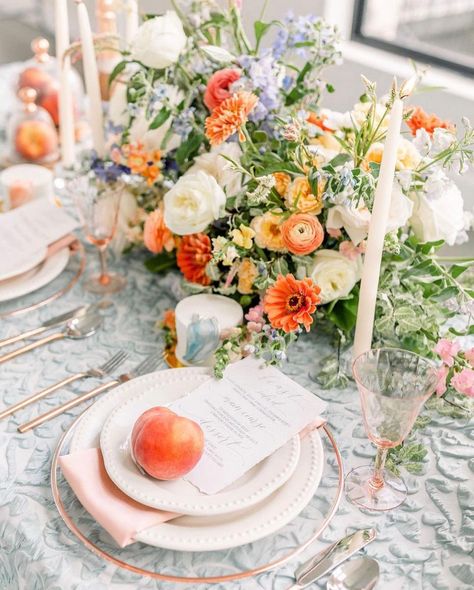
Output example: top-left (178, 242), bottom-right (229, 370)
top-left (264, 274), bottom-right (321, 333)
top-left (406, 106), bottom-right (454, 137)
top-left (205, 91), bottom-right (259, 146)
top-left (177, 233), bottom-right (212, 285)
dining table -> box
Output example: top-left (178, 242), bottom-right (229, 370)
top-left (0, 63), bottom-right (473, 590)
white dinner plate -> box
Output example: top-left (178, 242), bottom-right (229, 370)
top-left (0, 245), bottom-right (47, 282)
top-left (70, 367), bottom-right (325, 552)
top-left (99, 372), bottom-right (301, 516)
top-left (0, 248), bottom-right (69, 303)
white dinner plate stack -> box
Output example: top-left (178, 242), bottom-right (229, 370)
top-left (70, 368), bottom-right (325, 552)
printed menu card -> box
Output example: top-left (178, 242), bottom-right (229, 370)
top-left (0, 198), bottom-right (79, 278)
top-left (170, 356), bottom-right (327, 494)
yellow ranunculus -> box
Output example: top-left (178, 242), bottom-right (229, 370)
top-left (285, 177), bottom-right (324, 215)
top-left (250, 211), bottom-right (286, 252)
top-left (237, 258), bottom-right (258, 294)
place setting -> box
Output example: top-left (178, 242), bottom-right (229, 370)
top-left (1, 0), bottom-right (473, 588)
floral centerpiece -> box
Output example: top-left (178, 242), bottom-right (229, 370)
top-left (90, 1), bottom-right (473, 410)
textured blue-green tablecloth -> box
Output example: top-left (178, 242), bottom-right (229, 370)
top-left (1, 61), bottom-right (473, 590)
top-left (0, 244), bottom-right (473, 590)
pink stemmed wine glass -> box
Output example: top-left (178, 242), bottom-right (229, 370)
top-left (346, 348), bottom-right (438, 511)
top-left (70, 175), bottom-right (127, 294)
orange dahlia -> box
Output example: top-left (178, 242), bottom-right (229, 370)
top-left (406, 106), bottom-right (454, 137)
top-left (205, 91), bottom-right (259, 146)
top-left (264, 274), bottom-right (321, 333)
top-left (177, 233), bottom-right (212, 285)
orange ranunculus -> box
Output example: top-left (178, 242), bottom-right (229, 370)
top-left (285, 176), bottom-right (324, 215)
top-left (124, 141), bottom-right (162, 185)
top-left (307, 112), bottom-right (333, 132)
top-left (406, 106), bottom-right (454, 137)
top-left (273, 172), bottom-right (291, 196)
top-left (204, 68), bottom-right (241, 112)
top-left (176, 233), bottom-right (212, 285)
top-left (143, 206), bottom-right (175, 254)
top-left (281, 213), bottom-right (324, 256)
top-left (205, 91), bottom-right (259, 146)
top-left (264, 274), bottom-right (321, 333)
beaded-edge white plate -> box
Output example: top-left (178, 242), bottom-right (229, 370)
top-left (70, 367), bottom-right (325, 552)
top-left (99, 370), bottom-right (301, 516)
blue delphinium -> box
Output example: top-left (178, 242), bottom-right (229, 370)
top-left (91, 156), bottom-right (130, 183)
top-left (172, 107), bottom-right (196, 139)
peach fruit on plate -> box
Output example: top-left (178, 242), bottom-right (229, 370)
top-left (131, 407), bottom-right (205, 480)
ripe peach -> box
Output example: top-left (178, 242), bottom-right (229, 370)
top-left (39, 85), bottom-right (60, 126)
top-left (18, 67), bottom-right (54, 98)
top-left (14, 120), bottom-right (58, 161)
top-left (131, 407), bottom-right (205, 480)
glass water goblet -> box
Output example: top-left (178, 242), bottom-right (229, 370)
top-left (70, 175), bottom-right (127, 294)
top-left (346, 348), bottom-right (438, 511)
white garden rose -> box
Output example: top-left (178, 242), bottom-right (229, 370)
top-left (129, 85), bottom-right (183, 155)
top-left (326, 182), bottom-right (413, 244)
top-left (164, 171), bottom-right (226, 235)
top-left (187, 143), bottom-right (242, 196)
top-left (311, 250), bottom-right (362, 304)
top-left (131, 11), bottom-right (187, 69)
top-left (409, 174), bottom-right (465, 245)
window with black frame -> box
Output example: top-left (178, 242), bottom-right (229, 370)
top-left (352, 0), bottom-right (474, 76)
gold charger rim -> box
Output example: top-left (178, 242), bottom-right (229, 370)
top-left (50, 408), bottom-right (344, 584)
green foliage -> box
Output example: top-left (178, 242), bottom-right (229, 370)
top-left (144, 252), bottom-right (176, 274)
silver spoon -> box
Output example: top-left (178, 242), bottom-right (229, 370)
top-left (0, 313), bottom-right (103, 364)
top-left (327, 557), bottom-right (379, 590)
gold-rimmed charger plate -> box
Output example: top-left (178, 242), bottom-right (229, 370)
top-left (50, 410), bottom-right (344, 584)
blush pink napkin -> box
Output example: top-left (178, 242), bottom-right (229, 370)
top-left (59, 448), bottom-right (179, 547)
top-left (46, 233), bottom-right (77, 258)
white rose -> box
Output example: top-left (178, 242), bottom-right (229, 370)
top-left (187, 143), bottom-right (242, 196)
top-left (164, 171), bottom-right (226, 235)
top-left (131, 11), bottom-right (186, 69)
top-left (129, 84), bottom-right (183, 154)
top-left (409, 177), bottom-right (465, 245)
top-left (327, 181), bottom-right (413, 244)
top-left (311, 250), bottom-right (362, 304)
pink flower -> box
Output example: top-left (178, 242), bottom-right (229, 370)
top-left (436, 365), bottom-right (449, 397)
top-left (451, 368), bottom-right (474, 397)
top-left (339, 241), bottom-right (361, 261)
top-left (434, 338), bottom-right (460, 367)
top-left (464, 347), bottom-right (474, 366)
top-left (327, 227), bottom-right (342, 239)
top-left (245, 303), bottom-right (265, 333)
top-left (204, 68), bottom-right (241, 112)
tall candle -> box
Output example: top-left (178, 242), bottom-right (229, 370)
top-left (75, 0), bottom-right (106, 158)
top-left (125, 0), bottom-right (139, 46)
top-left (353, 81), bottom-right (410, 359)
top-left (55, 0), bottom-right (75, 167)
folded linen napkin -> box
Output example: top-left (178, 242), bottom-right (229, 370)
top-left (59, 448), bottom-right (179, 547)
top-left (59, 420), bottom-right (326, 547)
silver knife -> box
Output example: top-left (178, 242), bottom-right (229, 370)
top-left (18, 353), bottom-right (163, 433)
top-left (0, 300), bottom-right (113, 349)
top-left (289, 528), bottom-right (377, 589)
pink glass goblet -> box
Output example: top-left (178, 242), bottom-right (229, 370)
top-left (346, 348), bottom-right (438, 511)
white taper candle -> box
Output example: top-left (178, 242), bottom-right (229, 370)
top-left (76, 0), bottom-right (106, 158)
top-left (352, 84), bottom-right (405, 360)
top-left (55, 0), bottom-right (75, 167)
top-left (125, 0), bottom-right (139, 46)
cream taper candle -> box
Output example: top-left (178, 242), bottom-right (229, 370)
top-left (55, 0), bottom-right (75, 167)
top-left (75, 0), bottom-right (106, 158)
top-left (353, 78), bottom-right (415, 359)
top-left (125, 0), bottom-right (139, 46)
